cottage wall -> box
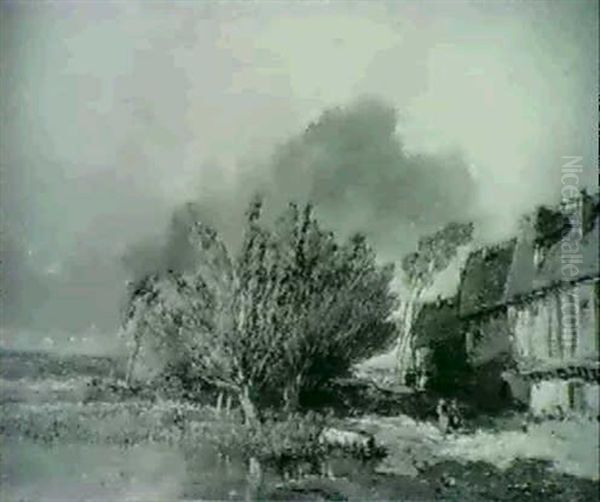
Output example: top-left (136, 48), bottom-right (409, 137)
top-left (458, 192), bottom-right (599, 415)
top-left (583, 383), bottom-right (600, 415)
top-left (509, 280), bottom-right (598, 363)
top-left (577, 281), bottom-right (599, 357)
top-left (530, 380), bottom-right (570, 415)
top-left (530, 379), bottom-right (599, 416)
top-left (467, 280), bottom-right (599, 415)
top-left (510, 295), bottom-right (557, 360)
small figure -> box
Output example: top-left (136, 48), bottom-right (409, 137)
top-left (448, 399), bottom-right (462, 431)
top-left (436, 398), bottom-right (449, 434)
top-left (417, 370), bottom-right (428, 391)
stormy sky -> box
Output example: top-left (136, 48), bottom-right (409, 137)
top-left (1, 1), bottom-right (598, 342)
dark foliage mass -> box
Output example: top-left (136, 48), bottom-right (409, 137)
top-left (533, 189), bottom-right (599, 249)
top-left (122, 199), bottom-right (397, 421)
top-left (533, 207), bottom-right (571, 250)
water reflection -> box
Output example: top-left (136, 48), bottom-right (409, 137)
top-left (2, 441), bottom-right (186, 501)
top-left (2, 440), bottom-right (378, 500)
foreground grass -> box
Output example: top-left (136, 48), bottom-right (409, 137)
top-left (3, 401), bottom-right (597, 478)
top-left (0, 400), bottom-right (340, 470)
top-left (2, 350), bottom-right (597, 500)
top-left (2, 400), bottom-right (598, 501)
top-left (0, 400), bottom-right (225, 445)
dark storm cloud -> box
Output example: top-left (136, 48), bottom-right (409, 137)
top-left (120, 98), bottom-right (477, 281)
top-left (263, 99), bottom-right (476, 260)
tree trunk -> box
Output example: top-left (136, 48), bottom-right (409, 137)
top-left (283, 374), bottom-right (302, 413)
top-left (245, 455), bottom-right (262, 501)
top-left (396, 287), bottom-right (424, 385)
top-left (216, 392), bottom-right (224, 416)
top-left (236, 383), bottom-right (261, 499)
top-left (238, 385), bottom-right (259, 426)
top-left (125, 336), bottom-right (142, 386)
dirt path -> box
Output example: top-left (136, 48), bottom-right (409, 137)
top-left (268, 414), bottom-right (599, 501)
top-left (342, 413), bottom-right (599, 481)
top-left (343, 415), bottom-right (444, 477)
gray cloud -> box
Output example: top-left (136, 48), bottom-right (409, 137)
top-left (262, 98), bottom-right (477, 259)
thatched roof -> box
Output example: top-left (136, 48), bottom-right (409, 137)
top-left (458, 240), bottom-right (516, 318)
top-left (505, 192), bottom-right (599, 301)
top-left (458, 191), bottom-right (599, 318)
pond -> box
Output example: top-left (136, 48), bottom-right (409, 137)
top-left (1, 439), bottom-right (380, 501)
top-left (4, 427), bottom-right (598, 501)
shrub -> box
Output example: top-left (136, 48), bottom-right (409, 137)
top-left (203, 411), bottom-right (327, 464)
top-left (123, 200), bottom-right (397, 423)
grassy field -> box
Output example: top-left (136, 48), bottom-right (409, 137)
top-left (1, 349), bottom-right (598, 501)
top-left (0, 348), bottom-right (122, 381)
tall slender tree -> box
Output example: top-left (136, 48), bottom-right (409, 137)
top-left (395, 222), bottom-right (473, 383)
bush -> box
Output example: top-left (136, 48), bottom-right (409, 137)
top-left (204, 411), bottom-right (327, 465)
top-left (83, 377), bottom-right (157, 403)
top-left (123, 200), bottom-right (397, 422)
